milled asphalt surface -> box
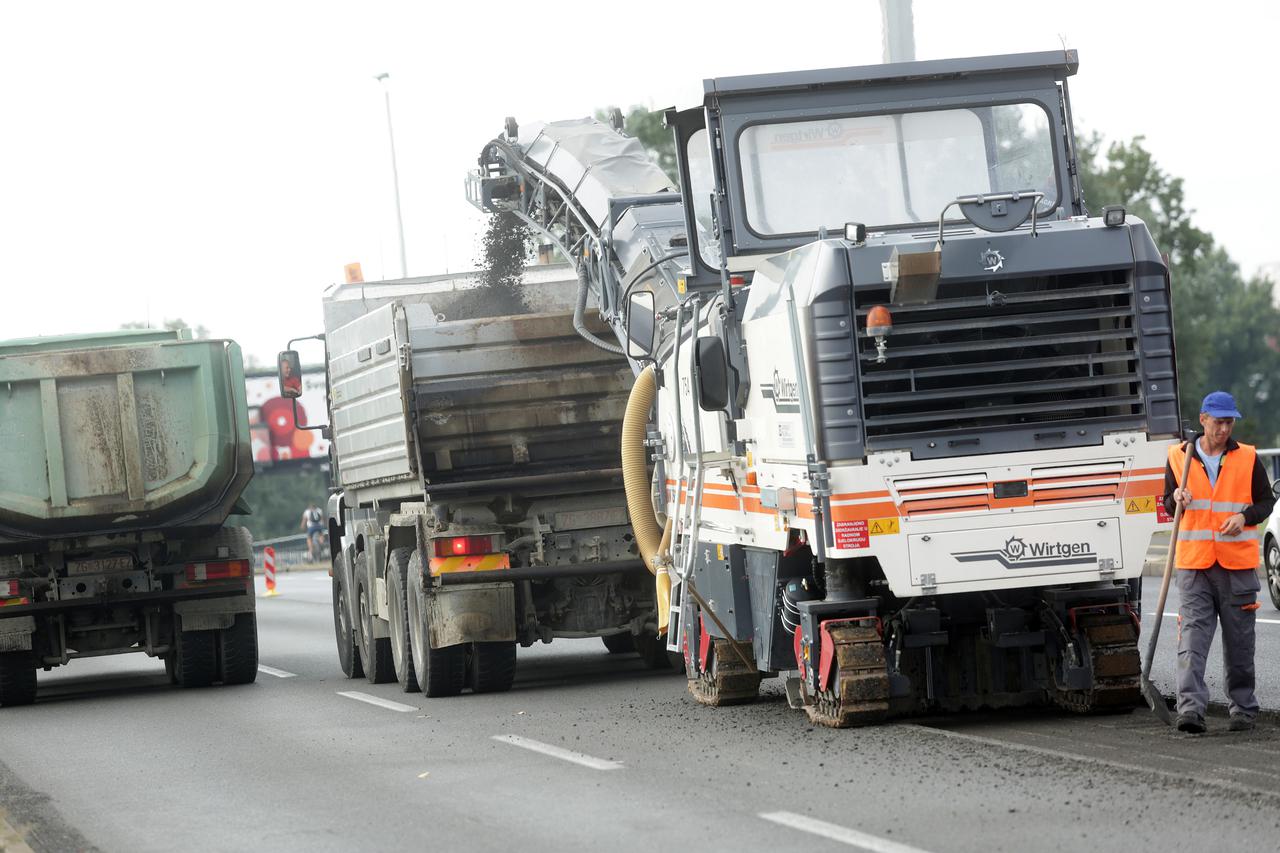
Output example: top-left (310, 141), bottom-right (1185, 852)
top-left (0, 570), bottom-right (1278, 853)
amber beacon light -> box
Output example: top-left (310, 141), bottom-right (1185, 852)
top-left (866, 305), bottom-right (893, 364)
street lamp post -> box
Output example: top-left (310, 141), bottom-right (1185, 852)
top-left (374, 72), bottom-right (408, 279)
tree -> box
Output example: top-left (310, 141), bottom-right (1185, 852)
top-left (595, 105), bottom-right (678, 184)
top-left (1078, 134), bottom-right (1280, 445)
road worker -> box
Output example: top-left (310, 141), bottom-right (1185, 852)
top-left (1163, 391), bottom-right (1274, 733)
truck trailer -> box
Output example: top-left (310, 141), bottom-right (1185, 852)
top-left (0, 329), bottom-right (257, 705)
top-left (284, 266), bottom-right (667, 697)
top-left (468, 50), bottom-right (1177, 725)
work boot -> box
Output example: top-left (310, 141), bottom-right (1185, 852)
top-left (1176, 712), bottom-right (1206, 734)
top-left (1228, 714), bottom-right (1255, 732)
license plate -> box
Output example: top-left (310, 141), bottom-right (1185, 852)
top-left (68, 556), bottom-right (133, 576)
top-left (553, 507), bottom-right (630, 531)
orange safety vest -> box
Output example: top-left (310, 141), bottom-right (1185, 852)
top-left (1168, 440), bottom-right (1259, 570)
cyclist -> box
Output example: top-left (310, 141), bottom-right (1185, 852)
top-left (300, 503), bottom-right (325, 561)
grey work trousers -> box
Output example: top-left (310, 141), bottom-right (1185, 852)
top-left (1176, 564), bottom-right (1261, 719)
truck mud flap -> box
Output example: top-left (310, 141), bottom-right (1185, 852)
top-left (174, 594), bottom-right (257, 632)
top-left (0, 616), bottom-right (35, 652)
top-left (427, 582), bottom-right (515, 647)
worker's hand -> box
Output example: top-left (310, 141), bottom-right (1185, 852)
top-left (1172, 487), bottom-right (1192, 508)
top-left (1219, 513), bottom-right (1247, 536)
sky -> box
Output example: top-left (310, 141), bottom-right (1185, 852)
top-left (2, 0), bottom-right (1276, 365)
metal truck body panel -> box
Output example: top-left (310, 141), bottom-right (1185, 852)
top-left (0, 331), bottom-right (253, 545)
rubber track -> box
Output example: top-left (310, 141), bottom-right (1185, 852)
top-left (1051, 612), bottom-right (1141, 714)
top-left (688, 638), bottom-right (760, 706)
top-left (805, 624), bottom-right (890, 728)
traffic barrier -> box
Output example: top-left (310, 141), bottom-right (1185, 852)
top-left (264, 546), bottom-right (278, 597)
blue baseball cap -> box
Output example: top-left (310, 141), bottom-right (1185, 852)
top-left (1201, 390), bottom-right (1243, 419)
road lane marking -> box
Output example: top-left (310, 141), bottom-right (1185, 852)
top-left (899, 723), bottom-right (1280, 800)
top-left (337, 691), bottom-right (418, 713)
top-left (257, 665), bottom-right (297, 678)
top-left (759, 812), bottom-right (933, 853)
top-left (492, 734), bottom-right (622, 770)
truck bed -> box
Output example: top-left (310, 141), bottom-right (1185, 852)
top-left (0, 330), bottom-right (252, 544)
top-left (325, 272), bottom-right (632, 499)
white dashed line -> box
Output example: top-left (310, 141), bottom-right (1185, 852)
top-left (759, 811), bottom-right (934, 853)
top-left (337, 691), bottom-right (418, 713)
top-left (492, 734), bottom-right (623, 770)
top-left (257, 665), bottom-right (297, 678)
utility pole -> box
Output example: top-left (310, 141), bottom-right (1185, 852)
top-left (880, 0), bottom-right (916, 63)
top-left (374, 72), bottom-right (407, 279)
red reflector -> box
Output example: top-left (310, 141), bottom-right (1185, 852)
top-left (185, 560), bottom-right (250, 582)
top-left (0, 580), bottom-right (18, 597)
top-left (433, 535), bottom-right (498, 558)
top-left (729, 274), bottom-right (746, 286)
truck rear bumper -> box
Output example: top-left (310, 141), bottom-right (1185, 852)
top-left (437, 558), bottom-right (647, 586)
top-left (0, 582), bottom-right (251, 619)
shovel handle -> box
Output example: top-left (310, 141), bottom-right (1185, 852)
top-left (1141, 441), bottom-right (1196, 679)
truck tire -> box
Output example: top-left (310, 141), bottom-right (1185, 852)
top-left (634, 631), bottom-right (675, 671)
top-left (602, 632), bottom-right (635, 654)
top-left (174, 622), bottom-right (218, 688)
top-left (386, 548), bottom-right (419, 693)
top-left (406, 550), bottom-right (465, 697)
top-left (0, 651), bottom-right (37, 707)
top-left (355, 553), bottom-right (395, 684)
top-left (332, 553), bottom-right (364, 679)
top-left (470, 642), bottom-right (516, 693)
top-left (219, 613), bottom-right (259, 685)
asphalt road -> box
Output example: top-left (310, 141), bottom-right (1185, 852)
top-left (1, 571), bottom-right (1278, 853)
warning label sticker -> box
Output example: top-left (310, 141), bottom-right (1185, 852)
top-left (1157, 502), bottom-right (1172, 523)
top-left (834, 520), bottom-right (869, 550)
top-left (1125, 496), bottom-right (1156, 514)
top-left (868, 517), bottom-right (900, 536)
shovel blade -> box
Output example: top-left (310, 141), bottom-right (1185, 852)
top-left (1141, 676), bottom-right (1174, 725)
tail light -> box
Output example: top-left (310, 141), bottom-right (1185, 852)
top-left (0, 580), bottom-right (29, 606)
top-left (185, 560), bottom-right (251, 582)
top-left (433, 535), bottom-right (500, 558)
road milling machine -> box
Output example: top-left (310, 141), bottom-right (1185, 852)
top-left (467, 50), bottom-right (1179, 725)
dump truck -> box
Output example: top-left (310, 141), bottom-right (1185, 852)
top-left (0, 329), bottom-right (257, 706)
top-left (469, 49), bottom-right (1178, 725)
top-left (282, 266), bottom-right (666, 696)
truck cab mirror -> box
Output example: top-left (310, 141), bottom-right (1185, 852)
top-left (695, 336), bottom-right (730, 412)
top-left (277, 350), bottom-right (303, 399)
top-left (626, 291), bottom-right (656, 359)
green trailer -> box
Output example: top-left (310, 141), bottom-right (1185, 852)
top-left (0, 328), bottom-right (256, 705)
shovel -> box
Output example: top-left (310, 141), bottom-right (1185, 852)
top-left (1139, 442), bottom-right (1195, 725)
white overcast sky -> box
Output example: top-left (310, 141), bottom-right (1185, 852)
top-left (1, 0), bottom-right (1275, 364)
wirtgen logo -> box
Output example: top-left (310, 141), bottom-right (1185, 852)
top-left (760, 370), bottom-right (801, 413)
top-left (952, 536), bottom-right (1097, 570)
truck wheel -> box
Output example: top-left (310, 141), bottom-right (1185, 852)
top-left (219, 613), bottom-right (259, 685)
top-left (470, 642), bottom-right (516, 693)
top-left (174, 623), bottom-right (218, 688)
top-left (407, 550), bottom-right (466, 697)
top-left (601, 632), bottom-right (635, 654)
top-left (634, 631), bottom-right (675, 670)
top-left (0, 651), bottom-right (37, 707)
top-left (332, 553), bottom-right (364, 679)
top-left (356, 553), bottom-right (395, 684)
top-left (386, 548), bottom-right (419, 692)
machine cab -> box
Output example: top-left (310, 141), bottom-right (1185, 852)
top-left (668, 50), bottom-right (1084, 287)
